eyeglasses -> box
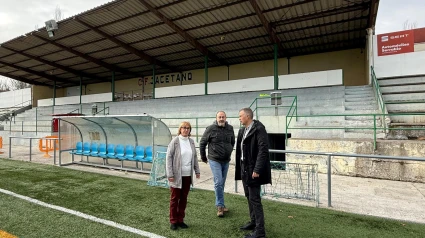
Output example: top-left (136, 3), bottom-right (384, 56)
top-left (181, 127), bottom-right (190, 130)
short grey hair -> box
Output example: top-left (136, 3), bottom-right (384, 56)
top-left (216, 111), bottom-right (226, 117)
top-left (239, 108), bottom-right (253, 119)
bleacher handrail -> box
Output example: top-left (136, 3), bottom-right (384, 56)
top-left (371, 66), bottom-right (389, 132)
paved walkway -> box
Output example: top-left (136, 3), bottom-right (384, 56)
top-left (2, 145), bottom-right (425, 224)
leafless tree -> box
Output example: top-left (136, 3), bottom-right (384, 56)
top-left (403, 20), bottom-right (417, 30)
top-left (54, 6), bottom-right (64, 21)
top-left (0, 79), bottom-right (10, 92)
top-left (8, 79), bottom-right (31, 90)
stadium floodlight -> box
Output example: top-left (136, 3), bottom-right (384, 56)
top-left (45, 20), bottom-right (58, 38)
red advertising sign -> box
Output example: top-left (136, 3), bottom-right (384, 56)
top-left (377, 30), bottom-right (414, 56)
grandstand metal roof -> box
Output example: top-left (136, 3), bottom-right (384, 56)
top-left (0, 0), bottom-right (380, 87)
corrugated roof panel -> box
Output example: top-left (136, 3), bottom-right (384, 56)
top-left (118, 24), bottom-right (175, 44)
top-left (218, 45), bottom-right (273, 59)
top-left (2, 37), bottom-right (45, 53)
top-left (0, 54), bottom-right (29, 63)
top-left (131, 35), bottom-right (185, 51)
top-left (116, 60), bottom-right (147, 69)
top-left (70, 63), bottom-right (100, 71)
top-left (209, 36), bottom-right (270, 53)
top-left (54, 57), bottom-right (90, 66)
top-left (187, 15), bottom-right (259, 39)
top-left (101, 13), bottom-right (161, 37)
top-left (79, 0), bottom-right (147, 26)
top-left (108, 55), bottom-right (141, 64)
top-left (58, 31), bottom-right (104, 47)
top-left (88, 47), bottom-right (128, 59)
top-left (157, 50), bottom-right (201, 62)
top-left (168, 56), bottom-right (204, 67)
top-left (101, 53), bottom-right (138, 62)
top-left (23, 44), bottom-right (65, 56)
top-left (144, 42), bottom-right (193, 55)
top-left (175, 1), bottom-right (253, 30)
top-left (199, 27), bottom-right (267, 47)
top-left (41, 53), bottom-right (79, 63)
top-left (17, 59), bottom-right (46, 68)
top-left (73, 40), bottom-right (117, 54)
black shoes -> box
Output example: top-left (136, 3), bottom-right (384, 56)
top-left (170, 222), bottom-right (189, 230)
top-left (170, 223), bottom-right (178, 230)
top-left (240, 222), bottom-right (256, 231)
top-left (244, 231), bottom-right (265, 238)
top-left (178, 222), bottom-right (189, 229)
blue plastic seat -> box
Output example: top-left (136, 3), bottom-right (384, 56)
top-left (115, 144), bottom-right (125, 160)
top-left (90, 142), bottom-right (99, 156)
top-left (105, 144), bottom-right (116, 159)
top-left (145, 146), bottom-right (153, 163)
top-left (82, 142), bottom-right (91, 156)
top-left (70, 142), bottom-right (83, 155)
top-left (134, 145), bottom-right (145, 161)
top-left (123, 145), bottom-right (135, 160)
top-left (97, 143), bottom-right (107, 158)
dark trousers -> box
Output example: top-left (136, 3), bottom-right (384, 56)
top-left (169, 176), bottom-right (191, 224)
top-left (241, 163), bottom-right (266, 236)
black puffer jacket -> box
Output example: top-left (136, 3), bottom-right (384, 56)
top-left (199, 121), bottom-right (235, 163)
top-left (235, 120), bottom-right (271, 186)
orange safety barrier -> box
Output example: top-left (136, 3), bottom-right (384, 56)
top-left (0, 136), bottom-right (3, 154)
top-left (39, 136), bottom-right (59, 158)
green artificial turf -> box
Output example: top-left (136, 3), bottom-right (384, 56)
top-left (0, 158), bottom-right (423, 238)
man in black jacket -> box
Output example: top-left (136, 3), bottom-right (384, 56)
top-left (200, 111), bottom-right (235, 217)
top-left (235, 108), bottom-right (271, 238)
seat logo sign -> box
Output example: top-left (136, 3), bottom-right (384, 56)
top-left (377, 30), bottom-right (414, 56)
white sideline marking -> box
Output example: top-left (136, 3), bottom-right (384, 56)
top-left (0, 188), bottom-right (166, 238)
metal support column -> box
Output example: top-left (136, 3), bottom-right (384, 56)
top-left (274, 44), bottom-right (278, 90)
top-left (152, 64), bottom-right (156, 99)
top-left (111, 72), bottom-right (115, 102)
top-left (205, 55), bottom-right (208, 95)
top-left (327, 154), bottom-right (332, 207)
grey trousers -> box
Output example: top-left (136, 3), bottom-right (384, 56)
top-left (241, 163), bottom-right (266, 236)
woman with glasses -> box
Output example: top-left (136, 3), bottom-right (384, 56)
top-left (166, 121), bottom-right (201, 230)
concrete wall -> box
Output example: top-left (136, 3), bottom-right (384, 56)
top-left (373, 36), bottom-right (425, 78)
top-left (0, 88), bottom-right (31, 108)
top-left (287, 138), bottom-right (425, 182)
top-left (38, 93), bottom-right (113, 106)
top-left (32, 49), bottom-right (365, 102)
top-left (290, 49), bottom-right (366, 86)
top-left (155, 69), bottom-right (343, 98)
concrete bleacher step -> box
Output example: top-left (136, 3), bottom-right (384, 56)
top-left (345, 91), bottom-right (374, 96)
top-left (344, 132), bottom-right (386, 139)
top-left (389, 115), bottom-right (425, 123)
top-left (344, 101), bottom-right (375, 106)
top-left (345, 104), bottom-right (377, 110)
top-left (381, 84), bottom-right (425, 94)
top-left (378, 76), bottom-right (425, 86)
top-left (345, 96), bottom-right (375, 102)
top-left (386, 103), bottom-right (425, 113)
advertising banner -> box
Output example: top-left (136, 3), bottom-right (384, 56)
top-left (377, 30), bottom-right (414, 56)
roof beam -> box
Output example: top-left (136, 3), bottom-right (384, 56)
top-left (248, 0), bottom-right (286, 56)
top-left (367, 0), bottom-right (379, 28)
top-left (0, 60), bottom-right (71, 86)
top-left (0, 71), bottom-right (50, 86)
top-left (273, 2), bottom-right (368, 27)
top-left (1, 45), bottom-right (99, 81)
top-left (137, 0), bottom-right (227, 65)
top-left (32, 34), bottom-right (140, 78)
top-left (75, 18), bottom-right (179, 72)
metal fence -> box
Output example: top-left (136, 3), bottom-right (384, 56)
top-left (269, 149), bottom-right (425, 207)
top-left (262, 161), bottom-right (319, 206)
